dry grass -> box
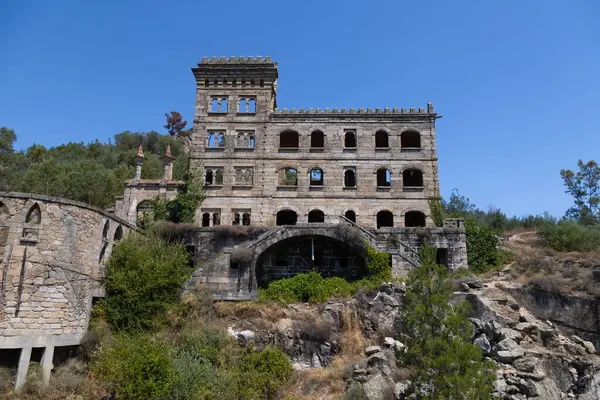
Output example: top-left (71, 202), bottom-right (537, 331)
top-left (278, 309), bottom-right (369, 400)
top-left (506, 235), bottom-right (600, 297)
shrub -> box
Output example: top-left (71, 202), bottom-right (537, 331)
top-left (174, 326), bottom-right (232, 368)
top-left (465, 218), bottom-right (505, 273)
top-left (150, 220), bottom-right (197, 243)
top-left (538, 220), bottom-right (600, 252)
top-left (365, 246), bottom-right (392, 281)
top-left (92, 333), bottom-right (175, 400)
top-left (342, 381), bottom-right (368, 400)
top-left (99, 232), bottom-right (193, 331)
top-left (172, 350), bottom-right (233, 400)
top-left (259, 271), bottom-right (355, 303)
top-left (297, 320), bottom-right (334, 343)
top-left (232, 346), bottom-right (293, 400)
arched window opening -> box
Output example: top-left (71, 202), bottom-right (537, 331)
top-left (310, 168), bottom-right (323, 186)
top-left (102, 221), bottom-right (109, 239)
top-left (207, 132), bottom-right (225, 148)
top-left (212, 212), bottom-right (221, 226)
top-left (205, 170), bottom-right (213, 185)
top-left (375, 130), bottom-right (389, 148)
top-left (25, 204), bottom-right (41, 224)
top-left (223, 79), bottom-right (227, 86)
top-left (242, 213), bottom-right (251, 226)
top-left (311, 131), bottom-right (324, 148)
top-left (377, 210), bottom-right (394, 229)
top-left (232, 79), bottom-right (237, 87)
top-left (308, 209), bottom-right (325, 223)
top-left (241, 79), bottom-right (246, 86)
top-left (113, 225), bottom-right (123, 241)
top-left (344, 131), bottom-right (356, 148)
top-left (232, 213), bottom-right (241, 226)
top-left (204, 79), bottom-right (209, 87)
top-left (239, 98), bottom-right (248, 112)
top-left (405, 211), bottom-right (426, 227)
top-left (250, 79), bottom-right (255, 87)
top-left (202, 213), bottom-right (210, 227)
top-left (403, 169), bottom-right (423, 188)
top-left (280, 131), bottom-right (299, 148)
top-left (213, 79), bottom-right (218, 86)
top-left (276, 210), bottom-right (297, 226)
top-left (344, 210), bottom-right (356, 223)
top-left (260, 79), bottom-right (264, 87)
top-left (344, 169), bottom-right (356, 187)
top-left (377, 168), bottom-right (391, 187)
top-left (279, 168), bottom-right (298, 186)
top-left (221, 98), bottom-right (228, 112)
top-left (248, 99), bottom-right (256, 112)
top-left (401, 131), bottom-right (421, 149)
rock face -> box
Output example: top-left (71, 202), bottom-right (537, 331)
top-left (463, 285), bottom-right (600, 399)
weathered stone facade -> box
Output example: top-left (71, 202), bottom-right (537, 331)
top-left (0, 192), bottom-right (136, 388)
top-left (191, 56), bottom-right (439, 229)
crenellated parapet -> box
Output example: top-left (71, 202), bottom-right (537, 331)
top-left (270, 103), bottom-right (438, 119)
top-left (199, 56), bottom-right (275, 65)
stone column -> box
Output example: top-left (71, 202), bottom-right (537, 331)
top-left (15, 346), bottom-right (32, 391)
top-left (41, 343), bottom-right (55, 386)
top-left (160, 145), bottom-right (174, 182)
top-left (133, 145), bottom-right (145, 181)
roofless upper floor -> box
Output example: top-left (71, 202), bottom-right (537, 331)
top-left (192, 57), bottom-right (439, 122)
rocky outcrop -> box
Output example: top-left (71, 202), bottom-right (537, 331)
top-left (462, 284), bottom-right (600, 399)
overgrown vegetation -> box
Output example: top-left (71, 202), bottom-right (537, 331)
top-left (538, 220), bottom-right (600, 252)
top-left (399, 243), bottom-right (496, 398)
top-left (97, 233), bottom-right (193, 331)
top-left (0, 126), bottom-right (189, 208)
top-left (146, 172), bottom-right (204, 226)
top-left (259, 246), bottom-right (391, 304)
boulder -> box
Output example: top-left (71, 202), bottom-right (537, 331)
top-left (394, 381), bottom-right (410, 399)
top-left (497, 338), bottom-right (520, 352)
top-left (460, 283), bottom-right (471, 292)
top-left (473, 334), bottom-right (492, 355)
top-left (466, 280), bottom-right (484, 289)
top-left (383, 337), bottom-right (396, 348)
top-left (381, 293), bottom-right (400, 307)
top-left (499, 328), bottom-right (523, 343)
top-left (513, 357), bottom-right (538, 373)
top-left (583, 341), bottom-right (596, 354)
top-left (365, 346), bottom-right (382, 356)
top-left (496, 349), bottom-right (525, 363)
top-left (367, 353), bottom-right (389, 369)
top-left (363, 374), bottom-right (391, 400)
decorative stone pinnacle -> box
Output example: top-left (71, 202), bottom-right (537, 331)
top-left (161, 144), bottom-right (174, 160)
top-left (136, 145), bottom-right (144, 159)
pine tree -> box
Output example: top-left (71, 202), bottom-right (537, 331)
top-left (399, 243), bottom-right (496, 399)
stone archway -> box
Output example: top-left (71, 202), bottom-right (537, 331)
top-left (250, 226), bottom-right (368, 289)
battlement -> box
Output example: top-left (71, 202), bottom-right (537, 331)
top-left (198, 56), bottom-right (276, 65)
top-left (269, 103), bottom-right (438, 118)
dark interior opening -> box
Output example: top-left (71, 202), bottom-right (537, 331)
top-left (0, 349), bottom-right (21, 368)
top-left (308, 210), bottom-right (325, 223)
top-left (344, 132), bottom-right (356, 148)
top-left (377, 169), bottom-right (391, 187)
top-left (276, 210), bottom-right (298, 226)
top-left (375, 131), bottom-right (389, 148)
top-left (436, 248), bottom-right (449, 267)
top-left (401, 131), bottom-right (421, 148)
top-left (202, 213), bottom-right (210, 227)
top-left (403, 169), bottom-right (423, 187)
top-left (344, 170), bottom-right (356, 187)
top-left (256, 235), bottom-right (369, 288)
top-left (377, 210), bottom-right (394, 228)
top-left (345, 210), bottom-right (356, 223)
top-left (280, 131), bottom-right (299, 148)
top-left (405, 211), bottom-right (426, 227)
top-left (311, 131), bottom-right (324, 148)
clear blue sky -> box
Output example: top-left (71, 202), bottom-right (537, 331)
top-left (1, 0), bottom-right (599, 218)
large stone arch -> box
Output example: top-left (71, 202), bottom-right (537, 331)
top-left (249, 225), bottom-right (368, 289)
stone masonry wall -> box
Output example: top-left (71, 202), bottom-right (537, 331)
top-left (0, 192), bottom-right (136, 342)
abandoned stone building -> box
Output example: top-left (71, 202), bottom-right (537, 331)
top-left (117, 56), bottom-right (468, 300)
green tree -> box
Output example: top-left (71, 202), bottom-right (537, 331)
top-left (100, 233), bottom-right (193, 331)
top-left (0, 127), bottom-right (17, 155)
top-left (400, 243), bottom-right (496, 399)
top-left (560, 159), bottom-right (600, 224)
